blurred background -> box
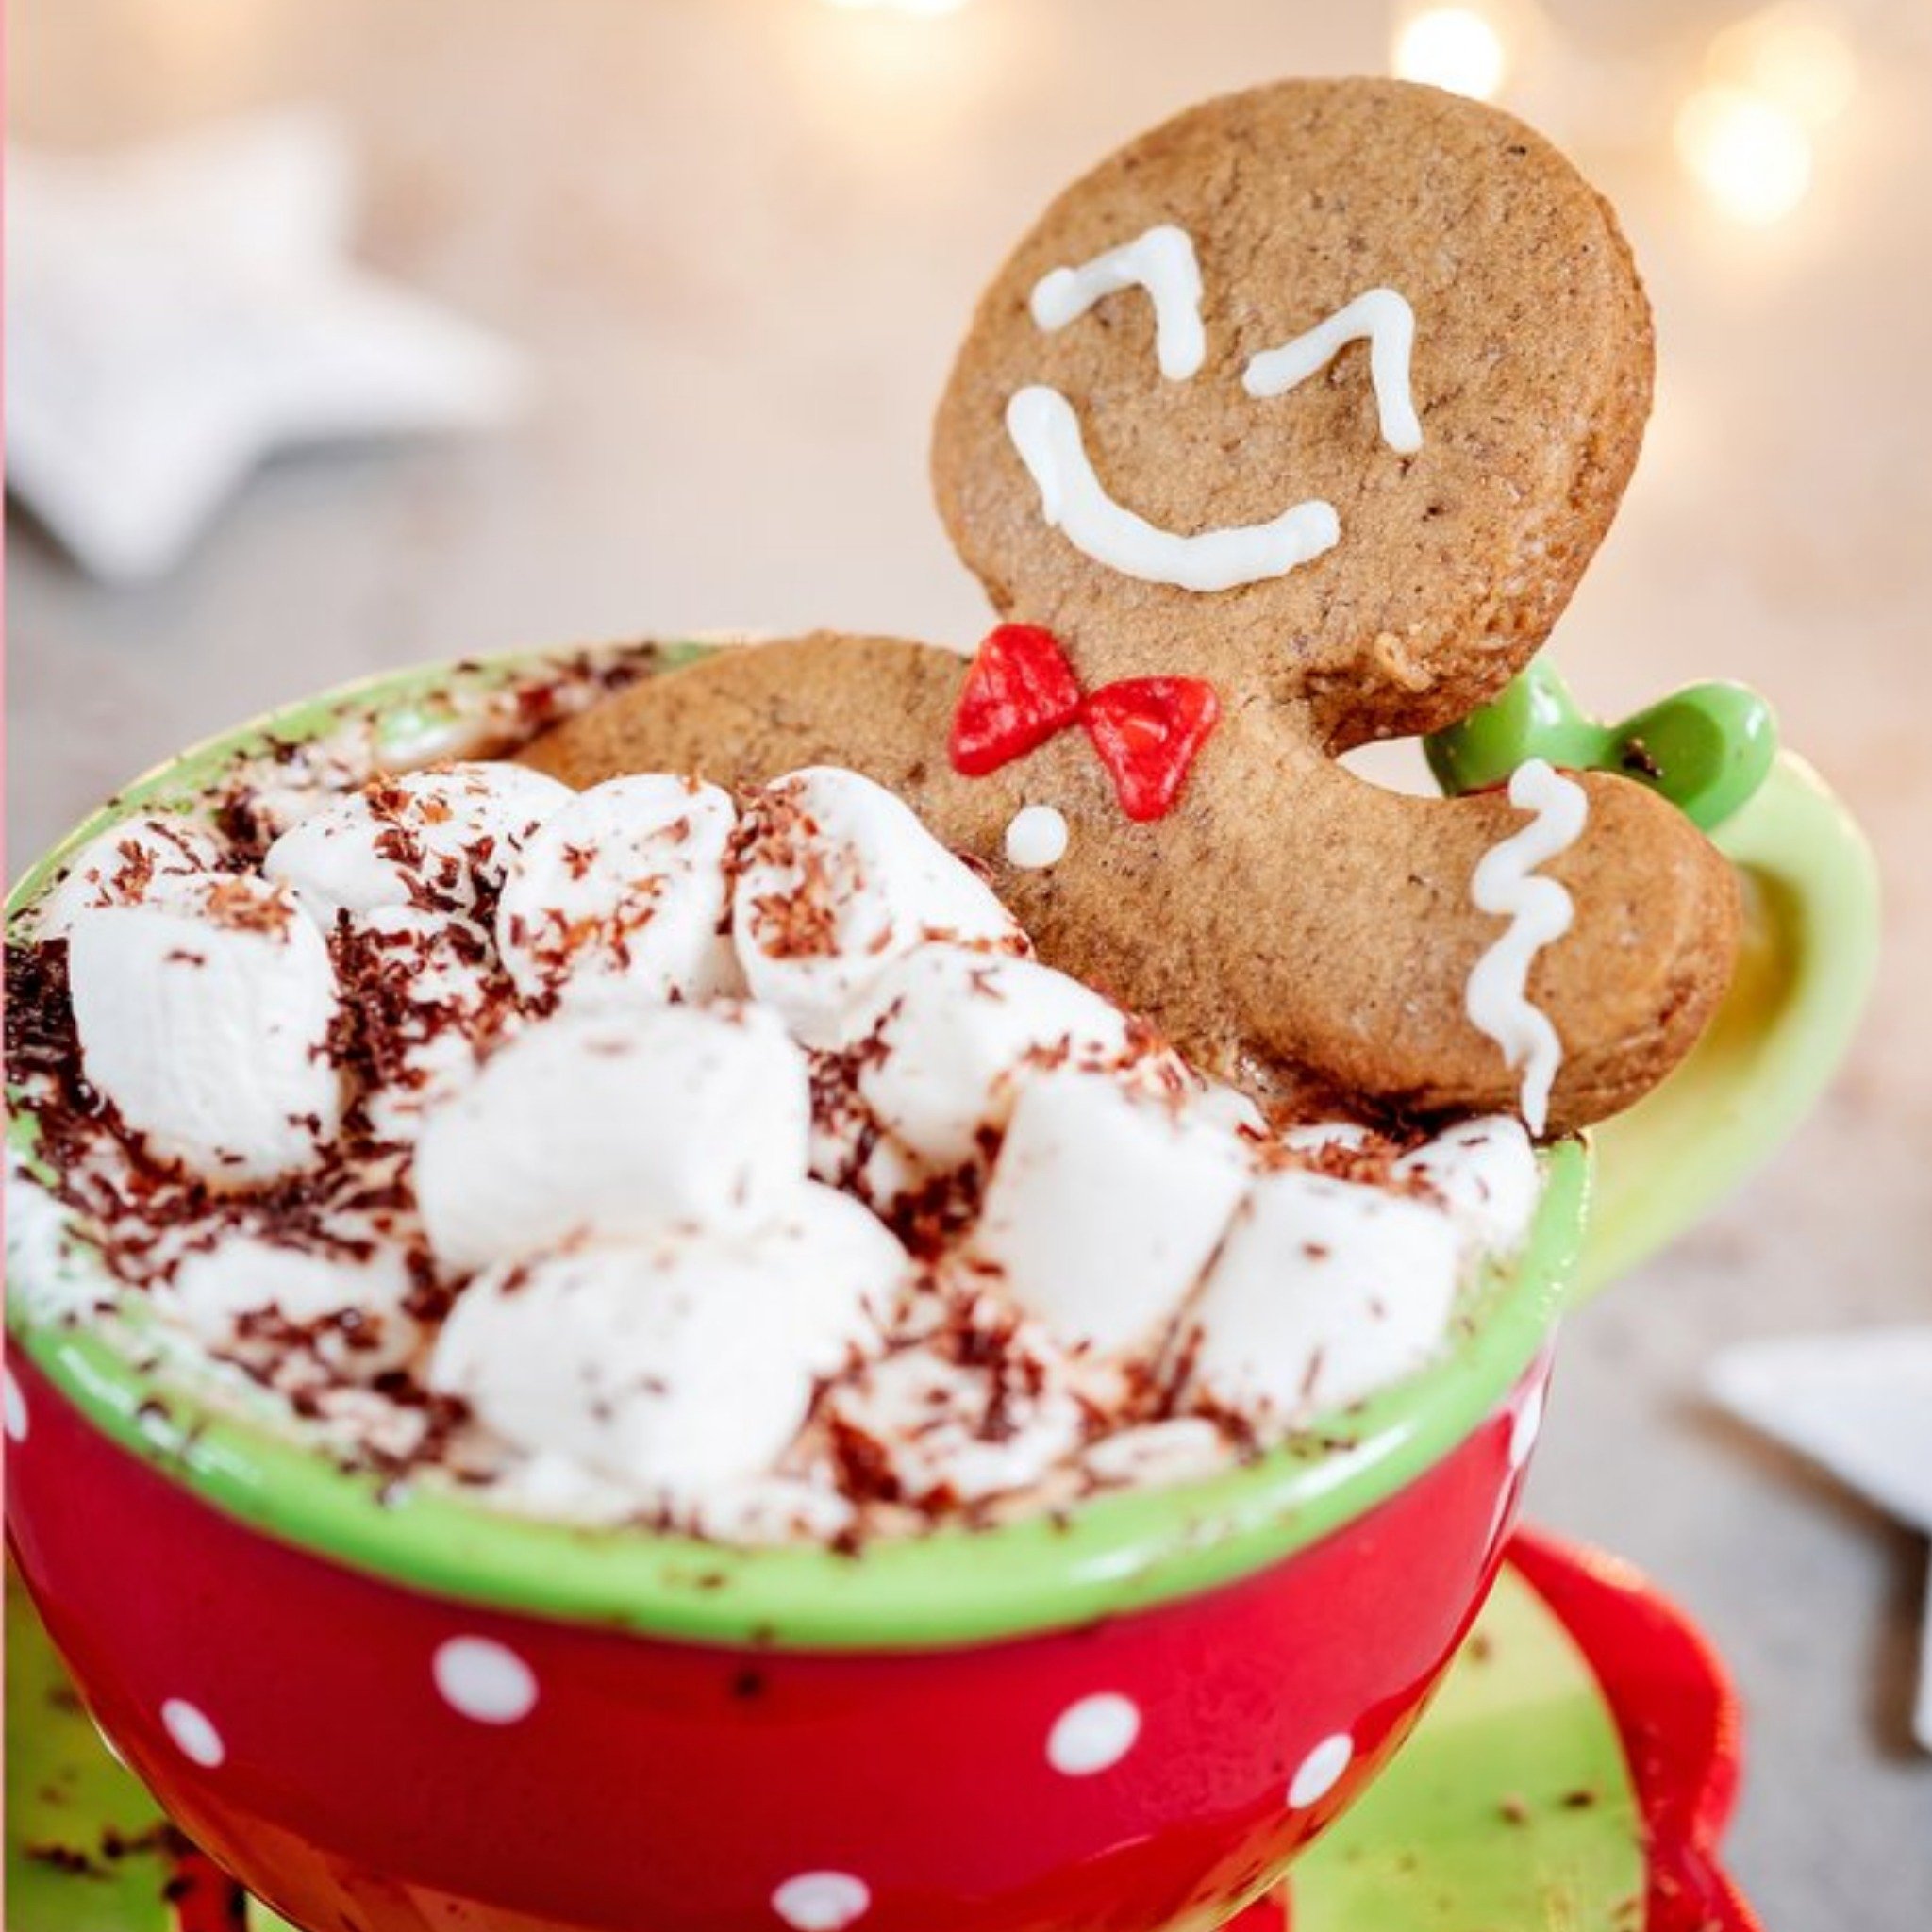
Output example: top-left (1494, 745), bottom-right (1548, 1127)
top-left (7, 0), bottom-right (1929, 1919)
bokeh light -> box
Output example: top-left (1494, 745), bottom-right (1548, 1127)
top-left (1391, 7), bottom-right (1510, 102)
top-left (1674, 83), bottom-right (1814, 226)
top-left (1704, 3), bottom-right (1857, 130)
top-left (817, 0), bottom-right (971, 16)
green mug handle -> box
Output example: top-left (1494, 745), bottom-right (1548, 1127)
top-left (1573, 751), bottom-right (1879, 1296)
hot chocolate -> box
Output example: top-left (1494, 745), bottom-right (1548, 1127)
top-left (6, 651), bottom-right (1543, 1549)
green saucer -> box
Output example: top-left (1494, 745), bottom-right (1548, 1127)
top-left (1290, 1560), bottom-right (1640, 1926)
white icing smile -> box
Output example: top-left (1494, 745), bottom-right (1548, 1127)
top-left (1006, 385), bottom-right (1341, 592)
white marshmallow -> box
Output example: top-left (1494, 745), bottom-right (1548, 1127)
top-left (732, 767), bottom-right (1024, 1047)
top-left (411, 1003), bottom-right (812, 1274)
top-left (1394, 1116), bottom-right (1541, 1255)
top-left (843, 945), bottom-right (1158, 1173)
top-left (969, 1070), bottom-right (1250, 1356)
top-left (66, 876), bottom-right (341, 1183)
top-left (263, 762), bottom-right (571, 925)
top-left (1187, 1169), bottom-right (1465, 1418)
top-left (158, 1233), bottom-right (420, 1376)
top-left (36, 815), bottom-right (225, 941)
top-left (821, 1319), bottom-right (1091, 1507)
top-left (495, 774), bottom-right (740, 1012)
top-left (429, 1190), bottom-right (908, 1507)
top-left (767, 1178), bottom-right (914, 1374)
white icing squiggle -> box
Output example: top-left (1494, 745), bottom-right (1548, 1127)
top-left (1005, 385), bottom-right (1340, 591)
top-left (1465, 758), bottom-right (1589, 1135)
top-left (1029, 225), bottom-right (1206, 381)
top-left (1242, 288), bottom-right (1423, 455)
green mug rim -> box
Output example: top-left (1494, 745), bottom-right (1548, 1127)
top-left (5, 648), bottom-right (1588, 1653)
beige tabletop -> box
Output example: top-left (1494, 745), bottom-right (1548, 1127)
top-left (8, 0), bottom-right (1931, 1922)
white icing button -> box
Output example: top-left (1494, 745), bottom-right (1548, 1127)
top-left (1004, 805), bottom-right (1070, 871)
top-left (160, 1698), bottom-right (225, 1769)
top-left (772, 1871), bottom-right (872, 1930)
top-left (2, 1363), bottom-right (26, 1442)
top-left (432, 1636), bottom-right (540, 1724)
top-left (1508, 1376), bottom-right (1547, 1472)
top-left (1047, 1691), bottom-right (1142, 1775)
top-left (1287, 1731), bottom-right (1354, 1807)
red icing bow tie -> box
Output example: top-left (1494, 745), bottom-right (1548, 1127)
top-left (948, 625), bottom-right (1221, 823)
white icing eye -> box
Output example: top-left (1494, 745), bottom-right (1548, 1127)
top-left (1029, 224), bottom-right (1206, 380)
top-left (1242, 288), bottom-right (1424, 454)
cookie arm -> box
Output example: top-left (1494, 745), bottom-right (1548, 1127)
top-left (521, 638), bottom-right (1740, 1135)
top-left (1178, 748), bottom-right (1741, 1132)
top-left (520, 633), bottom-right (994, 821)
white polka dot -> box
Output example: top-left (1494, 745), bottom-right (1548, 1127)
top-left (1508, 1377), bottom-right (1546, 1471)
top-left (1004, 804), bottom-right (1070, 870)
top-left (1047, 1691), bottom-right (1141, 1774)
top-left (433, 1636), bottom-right (539, 1724)
top-left (772, 1870), bottom-right (871, 1929)
top-left (3, 1363), bottom-right (26, 1442)
top-left (160, 1699), bottom-right (225, 1769)
top-left (1287, 1731), bottom-right (1353, 1807)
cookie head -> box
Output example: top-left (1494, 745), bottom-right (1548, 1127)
top-left (932, 77), bottom-right (1654, 748)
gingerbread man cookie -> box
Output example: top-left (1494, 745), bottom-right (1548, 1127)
top-left (525, 78), bottom-right (1742, 1135)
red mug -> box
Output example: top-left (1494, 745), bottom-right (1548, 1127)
top-left (4, 650), bottom-right (1876, 1932)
